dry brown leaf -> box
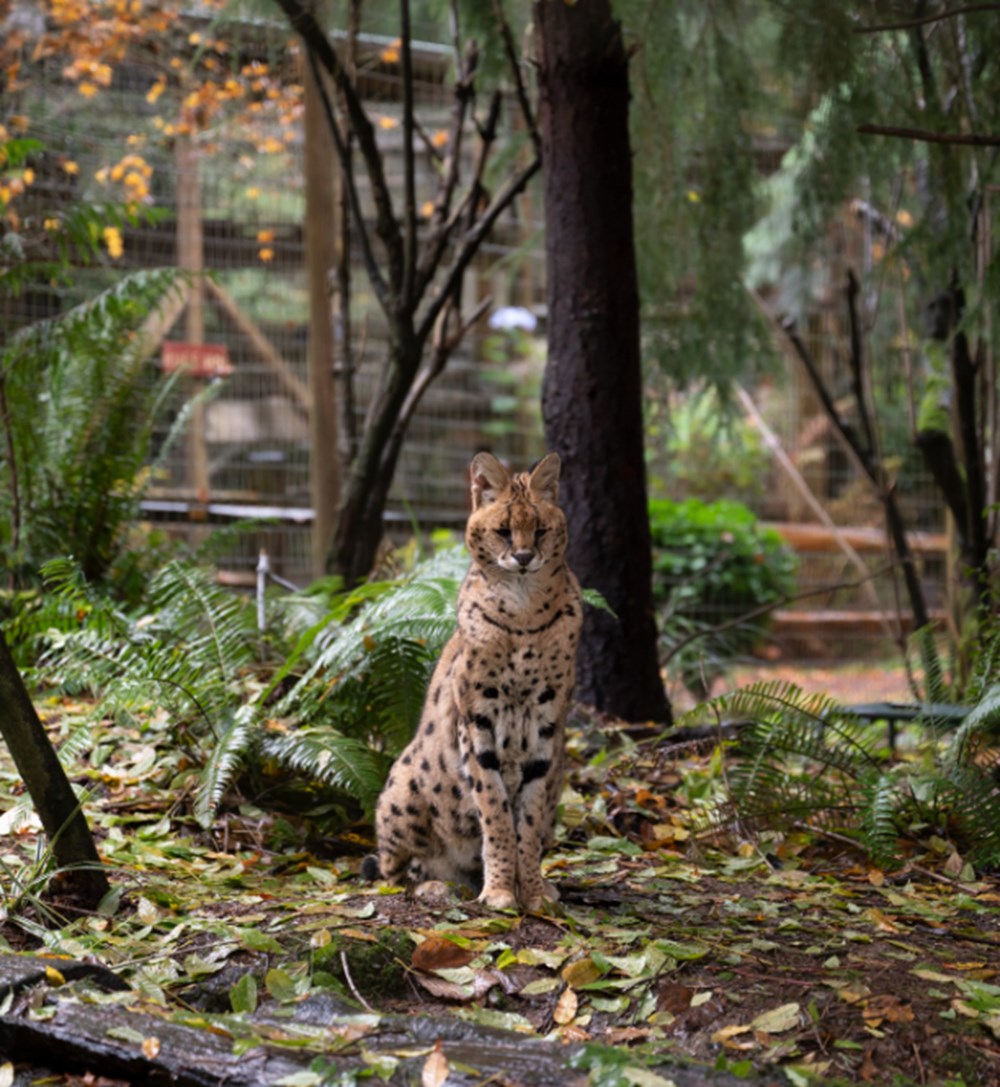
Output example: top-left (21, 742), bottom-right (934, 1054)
top-left (421, 1040), bottom-right (449, 1087)
top-left (553, 986), bottom-right (579, 1025)
top-left (141, 1036), bottom-right (161, 1059)
top-left (862, 994), bottom-right (914, 1025)
top-left (412, 935), bottom-right (475, 972)
top-left (561, 957), bottom-right (602, 988)
top-left (656, 980), bottom-right (693, 1015)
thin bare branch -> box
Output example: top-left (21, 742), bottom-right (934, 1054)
top-left (400, 0), bottom-right (418, 313)
top-left (414, 42), bottom-right (478, 298)
top-left (304, 50), bottom-right (389, 312)
top-left (857, 123), bottom-right (1000, 147)
top-left (854, 3), bottom-right (1000, 34)
top-left (416, 156), bottom-right (540, 349)
top-left (493, 0), bottom-right (541, 156)
top-left (276, 0), bottom-right (404, 297)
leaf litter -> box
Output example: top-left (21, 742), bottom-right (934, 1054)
top-left (0, 698), bottom-right (998, 1085)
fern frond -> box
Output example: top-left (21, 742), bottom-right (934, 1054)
top-left (946, 681), bottom-right (1000, 769)
top-left (858, 770), bottom-right (906, 866)
top-left (194, 708), bottom-right (258, 828)
top-left (261, 727), bottom-right (391, 815)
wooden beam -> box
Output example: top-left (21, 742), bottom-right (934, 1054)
top-left (767, 521), bottom-right (947, 556)
top-left (205, 278), bottom-right (310, 414)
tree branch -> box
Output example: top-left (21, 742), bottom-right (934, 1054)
top-left (304, 52), bottom-right (389, 312)
top-left (417, 151), bottom-right (540, 349)
top-left (857, 123), bottom-right (1000, 147)
top-left (276, 0), bottom-right (404, 299)
top-left (414, 46), bottom-right (479, 301)
top-left (854, 4), bottom-right (1000, 34)
top-left (493, 0), bottom-right (541, 157)
top-left (400, 0), bottom-right (417, 313)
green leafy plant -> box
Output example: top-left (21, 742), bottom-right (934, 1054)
top-left (649, 498), bottom-right (796, 695)
top-left (694, 679), bottom-right (1000, 869)
top-left (36, 548), bottom-right (468, 828)
top-left (0, 268), bottom-right (190, 592)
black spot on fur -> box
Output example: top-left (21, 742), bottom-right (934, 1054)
top-left (538, 687), bottom-right (556, 704)
top-left (474, 713), bottom-right (494, 731)
top-left (476, 750), bottom-right (500, 772)
top-left (539, 723), bottom-right (556, 740)
top-left (522, 758), bottom-right (551, 785)
top-left (483, 686), bottom-right (499, 699)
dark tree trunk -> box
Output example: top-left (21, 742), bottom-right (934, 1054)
top-left (534, 0), bottom-right (671, 724)
top-left (0, 634), bottom-right (109, 908)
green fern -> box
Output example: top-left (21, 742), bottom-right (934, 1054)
top-left (194, 707), bottom-right (257, 829)
top-left (1, 269), bottom-right (188, 587)
top-left (260, 727), bottom-right (391, 815)
top-left (695, 677), bottom-right (1000, 868)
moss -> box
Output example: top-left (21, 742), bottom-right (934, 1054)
top-left (312, 928), bottom-right (413, 1000)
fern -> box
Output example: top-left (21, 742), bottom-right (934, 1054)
top-left (1, 269), bottom-right (187, 586)
top-left (696, 677), bottom-right (1000, 868)
top-left (692, 680), bottom-right (888, 837)
top-left (194, 708), bottom-right (257, 829)
top-left (260, 727), bottom-right (391, 816)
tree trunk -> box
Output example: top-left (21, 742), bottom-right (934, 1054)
top-left (0, 634), bottom-right (109, 908)
top-left (534, 0), bottom-right (671, 724)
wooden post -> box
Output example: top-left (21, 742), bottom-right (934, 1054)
top-left (304, 43), bottom-right (342, 579)
top-left (175, 138), bottom-right (209, 504)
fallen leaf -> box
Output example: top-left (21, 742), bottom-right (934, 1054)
top-left (421, 1040), bottom-right (449, 1087)
top-left (862, 994), bottom-right (914, 1026)
top-left (750, 1002), bottom-right (800, 1034)
top-left (412, 935), bottom-right (475, 972)
top-left (553, 986), bottom-right (579, 1025)
top-left (142, 1036), bottom-right (161, 1059)
top-left (712, 1023), bottom-right (752, 1043)
top-left (561, 957), bottom-right (603, 987)
top-left (44, 966), bottom-right (66, 986)
top-left (656, 980), bottom-right (693, 1015)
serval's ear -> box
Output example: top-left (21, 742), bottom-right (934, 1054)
top-left (528, 452), bottom-right (561, 505)
top-left (470, 452), bottom-right (511, 510)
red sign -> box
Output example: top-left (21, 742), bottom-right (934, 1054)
top-left (162, 342), bottom-right (233, 378)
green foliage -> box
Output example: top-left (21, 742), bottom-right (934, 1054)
top-left (627, 0), bottom-right (778, 385)
top-left (646, 385), bottom-right (768, 504)
top-left (649, 498), bottom-right (796, 694)
top-left (0, 268), bottom-right (190, 589)
top-left (34, 548), bottom-right (467, 827)
top-left (695, 679), bottom-right (1000, 868)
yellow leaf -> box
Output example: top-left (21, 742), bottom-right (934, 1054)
top-left (553, 987), bottom-right (578, 1025)
top-left (431, 130), bottom-right (449, 149)
top-left (257, 228), bottom-right (275, 244)
top-left (78, 81), bottom-right (98, 99)
top-left (378, 116), bottom-right (399, 130)
top-left (142, 1036), bottom-right (161, 1059)
top-left (711, 1023), bottom-right (752, 1043)
top-left (258, 247), bottom-right (274, 262)
top-left (421, 1041), bottom-right (449, 1087)
top-left (44, 966), bottom-right (66, 986)
top-left (750, 1002), bottom-right (800, 1034)
top-left (0, 1062), bottom-right (12, 1087)
top-left (561, 957), bottom-right (603, 988)
top-left (62, 160), bottom-right (79, 176)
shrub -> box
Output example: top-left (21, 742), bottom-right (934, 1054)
top-left (649, 497), bottom-right (796, 695)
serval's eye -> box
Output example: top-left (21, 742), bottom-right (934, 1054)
top-left (534, 528), bottom-right (548, 541)
top-left (495, 527), bottom-right (512, 541)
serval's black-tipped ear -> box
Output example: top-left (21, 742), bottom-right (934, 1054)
top-left (528, 452), bottom-right (560, 505)
top-left (470, 452), bottom-right (510, 510)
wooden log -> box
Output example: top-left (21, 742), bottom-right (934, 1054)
top-left (766, 521), bottom-right (947, 555)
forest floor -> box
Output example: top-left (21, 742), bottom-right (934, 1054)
top-left (0, 679), bottom-right (998, 1087)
